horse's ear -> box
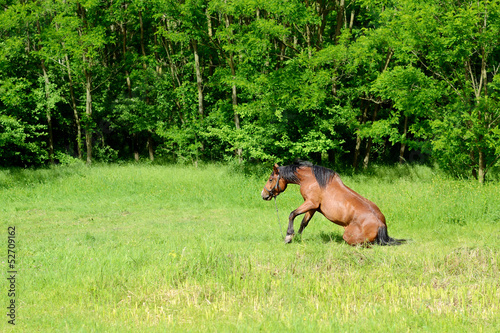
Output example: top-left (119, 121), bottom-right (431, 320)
top-left (273, 163), bottom-right (280, 174)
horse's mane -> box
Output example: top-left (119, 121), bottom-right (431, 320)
top-left (279, 160), bottom-right (336, 188)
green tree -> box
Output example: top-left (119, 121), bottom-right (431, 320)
top-left (0, 1), bottom-right (49, 166)
top-left (384, 0), bottom-right (500, 182)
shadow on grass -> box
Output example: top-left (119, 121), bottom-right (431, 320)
top-left (318, 231), bottom-right (345, 244)
top-left (292, 231), bottom-right (344, 244)
top-left (0, 163), bottom-right (88, 189)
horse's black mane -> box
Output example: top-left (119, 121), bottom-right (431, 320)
top-left (279, 160), bottom-right (336, 188)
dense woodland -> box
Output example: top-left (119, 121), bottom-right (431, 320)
top-left (1, 0), bottom-right (500, 182)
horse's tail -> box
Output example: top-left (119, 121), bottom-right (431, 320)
top-left (375, 226), bottom-right (406, 246)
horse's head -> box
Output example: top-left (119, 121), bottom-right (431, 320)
top-left (261, 163), bottom-right (287, 200)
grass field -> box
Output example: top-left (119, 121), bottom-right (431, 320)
top-left (1, 163), bottom-right (499, 332)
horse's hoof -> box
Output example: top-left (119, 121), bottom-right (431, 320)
top-left (284, 235), bottom-right (293, 244)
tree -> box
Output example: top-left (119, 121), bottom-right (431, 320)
top-left (0, 1), bottom-right (49, 166)
top-left (1, 0), bottom-right (499, 181)
top-left (384, 0), bottom-right (500, 182)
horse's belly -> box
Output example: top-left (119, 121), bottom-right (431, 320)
top-left (319, 194), bottom-right (378, 227)
top-left (319, 200), bottom-right (354, 227)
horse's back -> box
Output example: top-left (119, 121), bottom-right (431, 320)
top-left (319, 174), bottom-right (386, 227)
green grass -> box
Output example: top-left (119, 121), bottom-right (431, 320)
top-left (1, 163), bottom-right (499, 332)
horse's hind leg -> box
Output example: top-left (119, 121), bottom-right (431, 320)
top-left (343, 222), bottom-right (378, 246)
top-left (298, 210), bottom-right (316, 235)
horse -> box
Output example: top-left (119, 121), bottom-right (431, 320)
top-left (261, 161), bottom-right (405, 246)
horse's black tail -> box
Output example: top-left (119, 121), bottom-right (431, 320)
top-left (375, 226), bottom-right (406, 246)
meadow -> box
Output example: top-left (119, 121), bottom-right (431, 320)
top-left (0, 163), bottom-right (499, 332)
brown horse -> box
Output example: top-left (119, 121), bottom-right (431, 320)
top-left (261, 161), bottom-right (405, 246)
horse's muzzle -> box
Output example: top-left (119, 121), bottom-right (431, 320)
top-left (261, 189), bottom-right (273, 201)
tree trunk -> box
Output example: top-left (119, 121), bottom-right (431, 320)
top-left (65, 54), bottom-right (82, 159)
top-left (84, 68), bottom-right (93, 165)
top-left (229, 52), bottom-right (242, 160)
top-left (153, 25), bottom-right (162, 75)
top-left (317, 2), bottom-right (329, 47)
top-left (363, 105), bottom-right (379, 169)
top-left (229, 53), bottom-right (240, 131)
top-left (353, 103), bottom-right (368, 169)
top-left (349, 9), bottom-right (355, 33)
top-left (36, 20), bottom-right (54, 165)
top-left (138, 10), bottom-right (155, 161)
top-left (478, 148), bottom-right (485, 184)
top-left (192, 39), bottom-right (204, 118)
top-left (133, 133), bottom-right (139, 162)
top-left (206, 8), bottom-right (213, 38)
top-left (40, 59), bottom-right (55, 165)
top-left (468, 41), bottom-right (488, 183)
top-left (56, 19), bottom-right (82, 160)
top-left (361, 48), bottom-right (393, 169)
top-left (279, 35), bottom-right (286, 65)
top-left (363, 138), bottom-right (373, 170)
top-left (225, 12), bottom-right (242, 160)
top-left (148, 134), bottom-right (154, 161)
top-left (163, 35), bottom-right (181, 89)
top-left (399, 115), bottom-right (408, 164)
top-left (162, 37), bottom-right (183, 115)
top-left (477, 45), bottom-right (487, 184)
top-left (334, 0), bottom-right (345, 43)
top-left (363, 142), bottom-right (372, 170)
top-left (306, 24), bottom-right (312, 58)
top-left (139, 10), bottom-right (147, 71)
top-left (78, 4), bottom-right (93, 165)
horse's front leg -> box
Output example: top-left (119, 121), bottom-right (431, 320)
top-left (285, 201), bottom-right (318, 244)
top-left (298, 210), bottom-right (316, 235)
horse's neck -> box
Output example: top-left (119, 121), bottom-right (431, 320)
top-left (295, 167), bottom-right (316, 185)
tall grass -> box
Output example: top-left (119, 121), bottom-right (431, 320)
top-left (0, 163), bottom-right (499, 332)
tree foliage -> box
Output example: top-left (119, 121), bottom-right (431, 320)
top-left (1, 0), bottom-right (500, 182)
